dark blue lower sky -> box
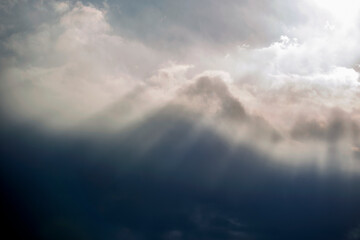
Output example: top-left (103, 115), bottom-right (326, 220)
top-left (1, 114), bottom-right (360, 240)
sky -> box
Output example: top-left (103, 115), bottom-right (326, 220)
top-left (1, 0), bottom-right (360, 240)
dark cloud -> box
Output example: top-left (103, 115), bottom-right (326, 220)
top-left (97, 0), bottom-right (309, 50)
top-left (348, 224), bottom-right (360, 240)
top-left (179, 74), bottom-right (281, 143)
top-left (182, 75), bottom-right (246, 121)
top-left (290, 113), bottom-right (360, 144)
top-left (291, 119), bottom-right (327, 141)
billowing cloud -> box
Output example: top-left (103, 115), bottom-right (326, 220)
top-left (1, 0), bottom-right (360, 173)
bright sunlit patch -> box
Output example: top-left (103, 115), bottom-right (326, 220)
top-left (314, 0), bottom-right (360, 24)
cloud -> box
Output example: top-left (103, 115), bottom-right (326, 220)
top-left (1, 1), bottom-right (360, 172)
top-left (0, 1), bottom-right (161, 129)
top-left (2, 2), bottom-right (360, 240)
top-left (53, 1), bottom-right (70, 13)
top-left (180, 72), bottom-right (246, 121)
top-left (347, 224), bottom-right (360, 240)
top-left (103, 0), bottom-right (307, 49)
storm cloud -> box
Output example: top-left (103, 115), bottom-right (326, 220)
top-left (1, 1), bottom-right (360, 239)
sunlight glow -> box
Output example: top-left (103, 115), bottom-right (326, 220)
top-left (314, 0), bottom-right (360, 24)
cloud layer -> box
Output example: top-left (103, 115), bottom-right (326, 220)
top-left (1, 0), bottom-right (360, 172)
top-left (2, 1), bottom-right (360, 240)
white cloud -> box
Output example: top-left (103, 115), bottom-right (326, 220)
top-left (1, 2), bottom-right (161, 129)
